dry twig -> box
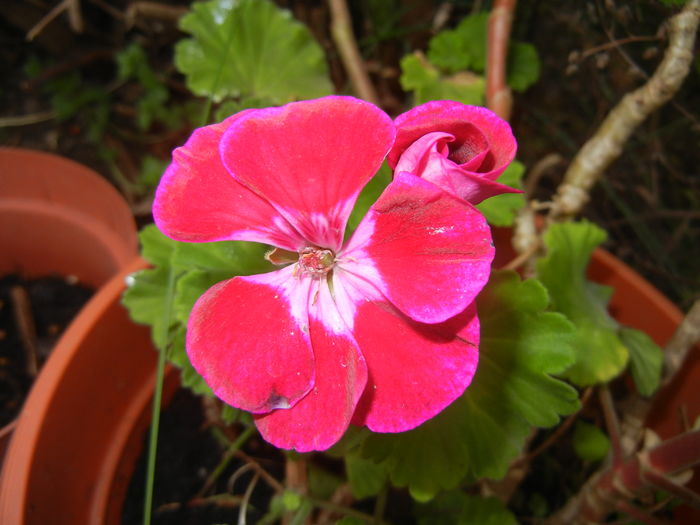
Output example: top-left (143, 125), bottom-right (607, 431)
top-left (328, 0), bottom-right (380, 104)
top-left (549, 0), bottom-right (700, 221)
top-left (10, 286), bottom-right (39, 378)
top-left (27, 0), bottom-right (83, 41)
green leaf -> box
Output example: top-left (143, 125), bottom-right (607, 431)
top-left (416, 491), bottom-right (518, 525)
top-left (124, 226), bottom-right (276, 399)
top-left (172, 238), bottom-right (272, 276)
top-left (282, 490), bottom-right (302, 511)
top-left (335, 518), bottom-right (368, 525)
top-left (122, 266), bottom-right (173, 349)
top-left (167, 325), bottom-right (214, 396)
top-left (620, 327), bottom-right (663, 396)
top-left (175, 0), bottom-right (332, 103)
top-left (536, 221), bottom-right (630, 386)
top-left (345, 450), bottom-right (388, 500)
top-left (427, 29), bottom-right (473, 74)
top-left (139, 224), bottom-right (179, 266)
top-left (361, 271), bottom-right (579, 500)
top-left (427, 13), bottom-right (489, 74)
top-left (572, 421), bottom-right (610, 462)
top-left (506, 42), bottom-right (540, 92)
top-left (308, 464), bottom-right (343, 501)
top-left (400, 53), bottom-right (485, 106)
top-left (422, 11), bottom-right (539, 94)
top-left (136, 155), bottom-right (168, 192)
top-left (475, 160), bottom-right (525, 226)
top-left (213, 96), bottom-right (275, 122)
top-left (477, 272), bottom-right (579, 427)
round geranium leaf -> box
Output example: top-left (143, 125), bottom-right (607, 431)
top-left (175, 0), bottom-right (332, 103)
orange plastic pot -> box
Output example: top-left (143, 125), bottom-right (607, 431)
top-left (0, 147), bottom-right (137, 286)
top-left (0, 258), bottom-right (179, 525)
top-left (0, 147), bottom-right (138, 490)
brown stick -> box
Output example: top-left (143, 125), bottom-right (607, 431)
top-left (10, 286), bottom-right (39, 378)
top-left (549, 0), bottom-right (700, 221)
top-left (485, 0), bottom-right (517, 120)
top-left (662, 299), bottom-right (700, 384)
top-left (328, 0), bottom-right (380, 104)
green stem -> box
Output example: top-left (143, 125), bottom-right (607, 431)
top-left (142, 267), bottom-right (177, 525)
top-left (198, 425), bottom-right (256, 497)
top-left (306, 495), bottom-right (386, 524)
top-left (373, 484), bottom-right (388, 522)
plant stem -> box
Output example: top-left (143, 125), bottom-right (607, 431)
top-left (598, 385), bottom-right (623, 463)
top-left (142, 267), bottom-right (176, 525)
top-left (328, 0), bottom-right (380, 104)
top-left (197, 425), bottom-right (256, 497)
top-left (547, 428), bottom-right (700, 524)
top-left (486, 0), bottom-right (517, 120)
top-left (306, 494), bottom-right (387, 524)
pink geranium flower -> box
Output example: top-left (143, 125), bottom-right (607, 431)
top-left (388, 100), bottom-right (518, 204)
top-left (153, 96), bottom-right (494, 451)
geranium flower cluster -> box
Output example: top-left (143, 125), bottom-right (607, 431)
top-left (153, 96), bottom-right (516, 451)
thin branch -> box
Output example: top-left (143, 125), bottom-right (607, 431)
top-left (662, 299), bottom-right (700, 384)
top-left (10, 285), bottom-right (39, 378)
top-left (27, 0), bottom-right (83, 41)
top-left (283, 455), bottom-right (310, 524)
top-left (576, 35), bottom-right (662, 62)
top-left (237, 473), bottom-right (260, 525)
top-left (486, 0), bottom-right (517, 120)
top-left (549, 0), bottom-right (700, 221)
top-left (599, 385), bottom-right (623, 463)
top-left (614, 500), bottom-right (670, 525)
top-left (234, 450), bottom-right (285, 494)
top-left (328, 0), bottom-right (380, 104)
top-left (0, 111), bottom-right (56, 127)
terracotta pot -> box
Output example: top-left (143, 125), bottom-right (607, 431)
top-left (0, 258), bottom-right (179, 525)
top-left (0, 147), bottom-right (137, 287)
top-left (0, 148), bottom-right (138, 484)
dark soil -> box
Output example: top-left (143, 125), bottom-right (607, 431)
top-left (122, 389), bottom-right (283, 525)
top-left (0, 274), bottom-right (93, 427)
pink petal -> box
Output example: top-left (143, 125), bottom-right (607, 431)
top-left (220, 96), bottom-right (395, 251)
top-left (351, 302), bottom-right (479, 432)
top-left (388, 101), bottom-right (517, 181)
top-left (344, 172), bottom-right (494, 324)
top-left (186, 269), bottom-right (315, 413)
top-left (153, 112), bottom-right (305, 250)
top-left (254, 316), bottom-right (368, 452)
top-left (395, 132), bottom-right (521, 204)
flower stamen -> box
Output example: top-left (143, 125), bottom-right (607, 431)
top-left (298, 246), bottom-right (335, 277)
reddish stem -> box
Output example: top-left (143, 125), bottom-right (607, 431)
top-left (581, 429), bottom-right (700, 522)
top-left (486, 0), bottom-right (517, 120)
